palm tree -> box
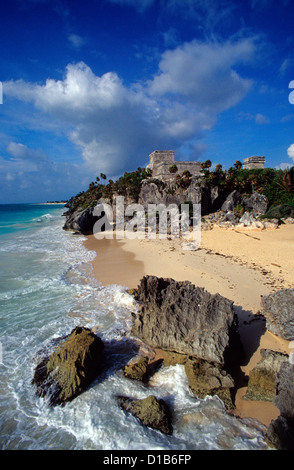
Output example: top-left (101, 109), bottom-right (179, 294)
top-left (234, 160), bottom-right (242, 170)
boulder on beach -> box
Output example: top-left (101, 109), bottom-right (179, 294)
top-left (63, 206), bottom-right (99, 234)
top-left (159, 350), bottom-right (235, 409)
top-left (118, 394), bottom-right (173, 435)
top-left (184, 357), bottom-right (235, 409)
top-left (242, 191), bottom-right (268, 216)
top-left (266, 361), bottom-right (294, 450)
top-left (32, 326), bottom-right (104, 406)
top-left (244, 349), bottom-right (288, 402)
top-left (123, 355), bottom-right (149, 382)
top-left (261, 289), bottom-right (294, 340)
top-left (131, 276), bottom-right (238, 366)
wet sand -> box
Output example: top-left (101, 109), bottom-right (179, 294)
top-left (83, 224), bottom-right (294, 426)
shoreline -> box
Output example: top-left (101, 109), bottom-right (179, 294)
top-left (83, 225), bottom-right (293, 427)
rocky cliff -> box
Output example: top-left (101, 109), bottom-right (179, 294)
top-left (62, 170), bottom-right (275, 235)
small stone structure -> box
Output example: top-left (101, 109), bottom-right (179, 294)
top-left (148, 150), bottom-right (202, 180)
top-left (147, 150), bottom-right (266, 180)
top-left (243, 156), bottom-right (265, 170)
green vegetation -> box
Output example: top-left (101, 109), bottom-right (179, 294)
top-left (70, 167), bottom-right (153, 211)
top-left (168, 164), bottom-right (178, 174)
top-left (69, 160), bottom-right (294, 220)
top-left (202, 165), bottom-right (294, 209)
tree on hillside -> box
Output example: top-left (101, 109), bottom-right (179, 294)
top-left (234, 160), bottom-right (242, 170)
top-left (201, 160), bottom-right (212, 170)
top-left (169, 164), bottom-right (178, 174)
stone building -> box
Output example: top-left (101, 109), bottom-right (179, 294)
top-left (243, 156), bottom-right (265, 170)
top-left (148, 150), bottom-right (202, 180)
top-left (147, 150), bottom-right (266, 180)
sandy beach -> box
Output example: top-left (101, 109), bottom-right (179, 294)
top-left (84, 224), bottom-right (294, 426)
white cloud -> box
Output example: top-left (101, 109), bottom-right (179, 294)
top-left (255, 113), bottom-right (269, 124)
top-left (0, 141), bottom-right (87, 202)
top-left (148, 38), bottom-right (254, 113)
top-left (287, 143), bottom-right (294, 161)
top-left (68, 34), bottom-right (86, 50)
top-left (4, 38), bottom-right (256, 178)
top-left (237, 111), bottom-right (270, 125)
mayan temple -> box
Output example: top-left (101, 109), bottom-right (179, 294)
top-left (147, 150), bottom-right (202, 180)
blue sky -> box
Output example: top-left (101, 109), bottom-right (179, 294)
top-left (1, 0), bottom-right (294, 203)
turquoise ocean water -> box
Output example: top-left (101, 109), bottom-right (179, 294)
top-left (0, 204), bottom-right (269, 450)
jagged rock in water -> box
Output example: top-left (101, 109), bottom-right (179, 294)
top-left (184, 357), bottom-right (235, 410)
top-left (32, 326), bottom-right (104, 406)
top-left (266, 361), bottom-right (294, 450)
top-left (63, 206), bottom-right (99, 234)
top-left (118, 395), bottom-right (173, 435)
top-left (123, 355), bottom-right (149, 382)
top-left (244, 349), bottom-right (288, 402)
top-left (159, 350), bottom-right (235, 409)
top-left (131, 276), bottom-right (237, 366)
top-left (261, 289), bottom-right (294, 340)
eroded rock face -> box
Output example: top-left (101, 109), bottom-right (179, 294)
top-left (266, 361), bottom-right (294, 450)
top-left (32, 326), bottom-right (104, 405)
top-left (242, 191), bottom-right (268, 216)
top-left (118, 395), bottom-right (173, 435)
top-left (244, 349), bottom-right (288, 402)
top-left (63, 207), bottom-right (99, 234)
top-left (131, 276), bottom-right (237, 366)
top-left (261, 289), bottom-right (294, 340)
top-left (184, 358), bottom-right (235, 410)
top-left (123, 355), bottom-right (149, 382)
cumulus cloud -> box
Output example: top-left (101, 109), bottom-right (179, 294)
top-left (148, 39), bottom-right (254, 113)
top-left (4, 37), bottom-right (256, 178)
top-left (277, 144), bottom-right (294, 170)
top-left (287, 143), bottom-right (294, 161)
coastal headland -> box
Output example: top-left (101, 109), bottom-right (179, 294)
top-left (84, 224), bottom-right (294, 427)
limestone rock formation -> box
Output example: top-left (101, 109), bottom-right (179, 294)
top-left (118, 395), bottom-right (173, 435)
top-left (221, 190), bottom-right (241, 212)
top-left (63, 206), bottom-right (99, 234)
top-left (244, 349), bottom-right (288, 402)
top-left (123, 355), bottom-right (149, 382)
top-left (32, 326), bottom-right (104, 405)
top-left (131, 276), bottom-right (237, 366)
top-left (184, 357), bottom-right (235, 409)
top-left (261, 289), bottom-right (294, 340)
top-left (242, 191), bottom-right (268, 216)
top-left (266, 361), bottom-right (294, 450)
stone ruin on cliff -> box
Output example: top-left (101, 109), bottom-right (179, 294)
top-left (147, 150), bottom-right (265, 180)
